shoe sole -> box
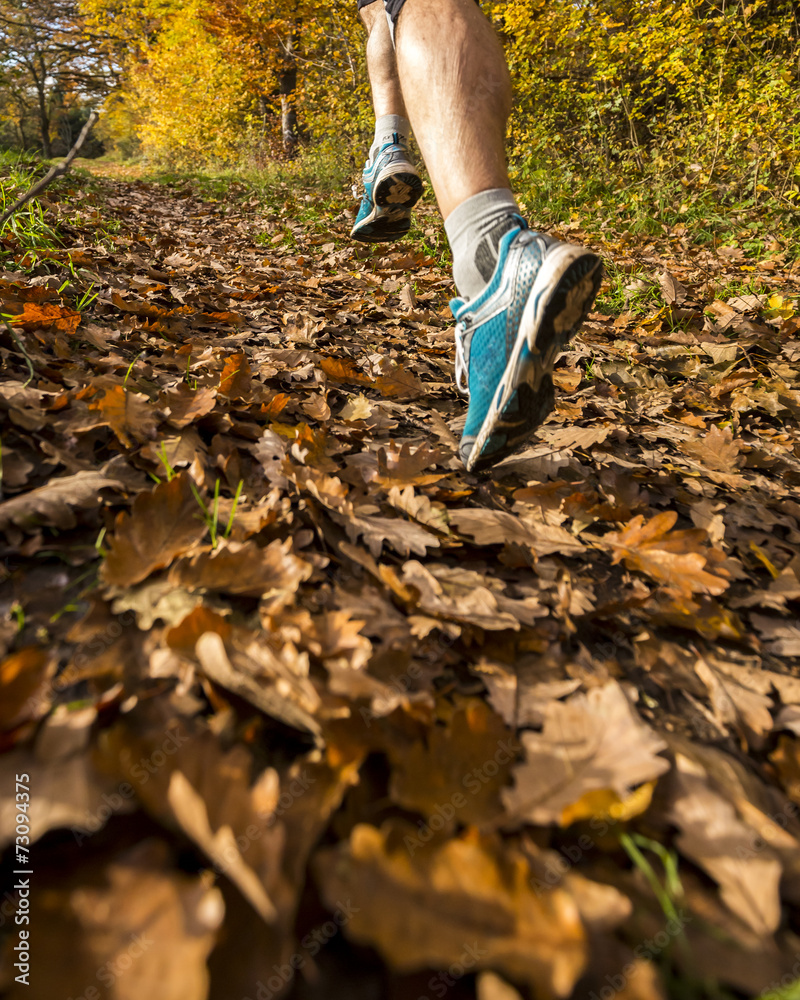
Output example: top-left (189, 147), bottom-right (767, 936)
top-left (465, 245), bottom-right (603, 472)
top-left (374, 168), bottom-right (423, 209)
top-left (351, 214), bottom-right (413, 243)
top-left (351, 165), bottom-right (423, 243)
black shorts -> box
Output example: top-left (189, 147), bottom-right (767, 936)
top-left (357, 0), bottom-right (408, 34)
top-left (358, 0), bottom-right (479, 37)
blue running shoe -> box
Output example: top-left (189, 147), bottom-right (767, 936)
top-left (451, 221), bottom-right (602, 472)
top-left (351, 133), bottom-right (423, 243)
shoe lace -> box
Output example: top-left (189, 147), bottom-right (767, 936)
top-left (454, 321), bottom-right (469, 396)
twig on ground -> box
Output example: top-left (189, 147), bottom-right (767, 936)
top-left (3, 321), bottom-right (36, 386)
top-left (0, 111), bottom-right (99, 231)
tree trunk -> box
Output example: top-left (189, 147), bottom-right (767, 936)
top-left (34, 80), bottom-right (51, 157)
top-left (13, 95), bottom-right (28, 150)
top-left (38, 110), bottom-right (51, 157)
top-left (278, 35), bottom-right (299, 157)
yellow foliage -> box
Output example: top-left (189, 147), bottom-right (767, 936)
top-left (83, 0), bottom-right (370, 166)
top-left (125, 2), bottom-right (248, 167)
top-left (82, 0), bottom-right (800, 195)
top-left (488, 0), bottom-right (799, 195)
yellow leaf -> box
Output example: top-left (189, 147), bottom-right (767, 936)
top-left (749, 541), bottom-right (781, 579)
top-left (766, 293), bottom-right (795, 321)
top-left (559, 782), bottom-right (657, 827)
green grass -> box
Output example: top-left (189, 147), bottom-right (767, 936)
top-left (595, 261), bottom-right (662, 316)
top-left (0, 151), bottom-right (139, 278)
top-left (513, 157), bottom-right (800, 263)
top-left (146, 144), bottom-right (353, 217)
top-left (0, 150), bottom-right (62, 269)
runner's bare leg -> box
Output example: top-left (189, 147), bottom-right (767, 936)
top-left (360, 1), bottom-right (408, 120)
top-left (393, 0), bottom-right (512, 220)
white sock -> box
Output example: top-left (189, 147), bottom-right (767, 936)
top-left (370, 115), bottom-right (411, 158)
top-left (445, 188), bottom-right (520, 300)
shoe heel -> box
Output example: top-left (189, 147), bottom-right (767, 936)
top-left (374, 171), bottom-right (423, 209)
top-left (527, 247), bottom-right (602, 356)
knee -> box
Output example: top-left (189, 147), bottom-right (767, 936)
top-left (364, 7), bottom-right (396, 64)
top-left (359, 0), bottom-right (385, 33)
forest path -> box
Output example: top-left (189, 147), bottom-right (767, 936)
top-left (2, 169), bottom-right (800, 1000)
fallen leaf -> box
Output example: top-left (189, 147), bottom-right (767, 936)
top-left (170, 538), bottom-right (312, 601)
top-left (502, 681), bottom-right (669, 826)
top-left (540, 425), bottom-right (613, 452)
top-left (694, 656), bottom-right (774, 738)
top-left (0, 470), bottom-right (123, 531)
top-left (387, 485), bottom-right (451, 534)
top-left (401, 561), bottom-right (520, 631)
top-left (89, 385), bottom-right (160, 448)
top-left (195, 631), bottom-right (321, 738)
top-left (375, 441), bottom-right (446, 487)
top-left (681, 424), bottom-right (744, 473)
top-left (218, 352), bottom-right (253, 399)
top-left (168, 770), bottom-right (277, 921)
top-left (374, 364), bottom-right (425, 400)
top-left (342, 512), bottom-right (441, 558)
top-left (160, 383), bottom-right (218, 428)
top-left (319, 356), bottom-right (373, 386)
top-left (451, 508), bottom-right (585, 557)
top-left (8, 300), bottom-right (80, 334)
top-left (339, 394), bottom-right (374, 422)
top-left (751, 614), bottom-right (800, 657)
top-left (166, 606), bottom-right (233, 655)
top-left (605, 511), bottom-right (729, 598)
top-left (388, 698), bottom-right (517, 826)
top-left (667, 751), bottom-right (782, 936)
top-left (102, 473), bottom-right (209, 587)
top-left (475, 657), bottom-right (582, 728)
top-left (314, 823), bottom-right (587, 996)
top-left (657, 269), bottom-right (688, 305)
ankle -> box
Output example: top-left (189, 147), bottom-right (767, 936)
top-left (371, 115), bottom-right (411, 157)
top-left (445, 189), bottom-right (520, 300)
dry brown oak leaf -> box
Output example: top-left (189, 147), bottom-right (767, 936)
top-left (315, 822), bottom-right (587, 998)
top-left (667, 751), bottom-right (782, 936)
top-left (89, 385), bottom-right (160, 449)
top-left (604, 510), bottom-right (729, 599)
top-left (8, 300), bottom-right (80, 335)
top-left (102, 472), bottom-right (209, 587)
top-left (0, 470), bottom-right (123, 531)
top-left (4, 840), bottom-right (223, 1000)
top-left (159, 383), bottom-right (218, 429)
top-left (218, 351), bottom-right (253, 400)
top-left (502, 681), bottom-right (669, 826)
top-left (170, 538), bottom-right (312, 600)
top-left (98, 724), bottom-right (287, 922)
top-left (388, 698), bottom-right (517, 827)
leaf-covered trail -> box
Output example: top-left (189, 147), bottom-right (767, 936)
top-left (2, 170), bottom-right (800, 1000)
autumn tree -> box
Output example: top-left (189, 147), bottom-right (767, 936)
top-left (203, 0), bottom-right (304, 157)
top-left (79, 0), bottom-right (248, 166)
top-left (80, 0), bottom-right (368, 168)
top-left (0, 0), bottom-right (112, 155)
top-left (202, 0), bottom-right (368, 159)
